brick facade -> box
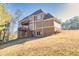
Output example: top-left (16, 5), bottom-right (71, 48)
top-left (18, 9), bottom-right (61, 38)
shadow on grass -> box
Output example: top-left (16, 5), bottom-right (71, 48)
top-left (0, 37), bottom-right (40, 49)
top-left (0, 32), bottom-right (60, 49)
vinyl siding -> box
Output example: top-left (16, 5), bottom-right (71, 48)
top-left (54, 21), bottom-right (61, 31)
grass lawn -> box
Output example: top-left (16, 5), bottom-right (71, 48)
top-left (0, 30), bottom-right (79, 56)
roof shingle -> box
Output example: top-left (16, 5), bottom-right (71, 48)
top-left (43, 13), bottom-right (54, 19)
top-left (30, 9), bottom-right (44, 15)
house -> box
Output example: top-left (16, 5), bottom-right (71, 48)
top-left (18, 9), bottom-right (61, 38)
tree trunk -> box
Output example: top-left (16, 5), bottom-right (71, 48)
top-left (2, 29), bottom-right (6, 43)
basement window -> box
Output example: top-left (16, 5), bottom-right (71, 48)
top-left (37, 32), bottom-right (41, 35)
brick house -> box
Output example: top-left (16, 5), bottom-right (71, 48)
top-left (18, 9), bottom-right (61, 38)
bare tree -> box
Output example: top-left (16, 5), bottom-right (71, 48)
top-left (10, 9), bottom-right (22, 39)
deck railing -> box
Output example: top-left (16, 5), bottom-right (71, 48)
top-left (18, 26), bottom-right (29, 31)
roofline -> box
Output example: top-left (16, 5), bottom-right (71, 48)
top-left (44, 17), bottom-right (61, 24)
top-left (19, 9), bottom-right (46, 22)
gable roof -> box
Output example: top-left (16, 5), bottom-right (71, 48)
top-left (19, 9), bottom-right (44, 22)
top-left (19, 9), bottom-right (61, 24)
top-left (43, 13), bottom-right (54, 19)
top-left (43, 13), bottom-right (61, 24)
top-left (30, 9), bottom-right (44, 16)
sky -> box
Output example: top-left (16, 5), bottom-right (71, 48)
top-left (5, 3), bottom-right (79, 32)
top-left (5, 3), bottom-right (79, 22)
top-left (5, 3), bottom-right (67, 22)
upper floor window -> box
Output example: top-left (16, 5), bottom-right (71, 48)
top-left (37, 15), bottom-right (42, 20)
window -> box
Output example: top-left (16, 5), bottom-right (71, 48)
top-left (29, 23), bottom-right (34, 30)
top-left (37, 15), bottom-right (42, 20)
top-left (37, 32), bottom-right (41, 35)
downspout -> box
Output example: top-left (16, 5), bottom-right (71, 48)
top-left (42, 15), bottom-right (43, 37)
top-left (34, 16), bottom-right (36, 37)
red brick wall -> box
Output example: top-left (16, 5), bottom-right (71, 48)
top-left (33, 27), bottom-right (55, 37)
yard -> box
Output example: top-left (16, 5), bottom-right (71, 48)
top-left (0, 30), bottom-right (79, 56)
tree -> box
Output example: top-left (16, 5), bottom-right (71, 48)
top-left (0, 4), bottom-right (12, 43)
top-left (10, 9), bottom-right (22, 39)
top-left (62, 16), bottom-right (79, 30)
top-left (70, 16), bottom-right (79, 29)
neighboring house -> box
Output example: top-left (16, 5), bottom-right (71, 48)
top-left (18, 9), bottom-right (61, 38)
